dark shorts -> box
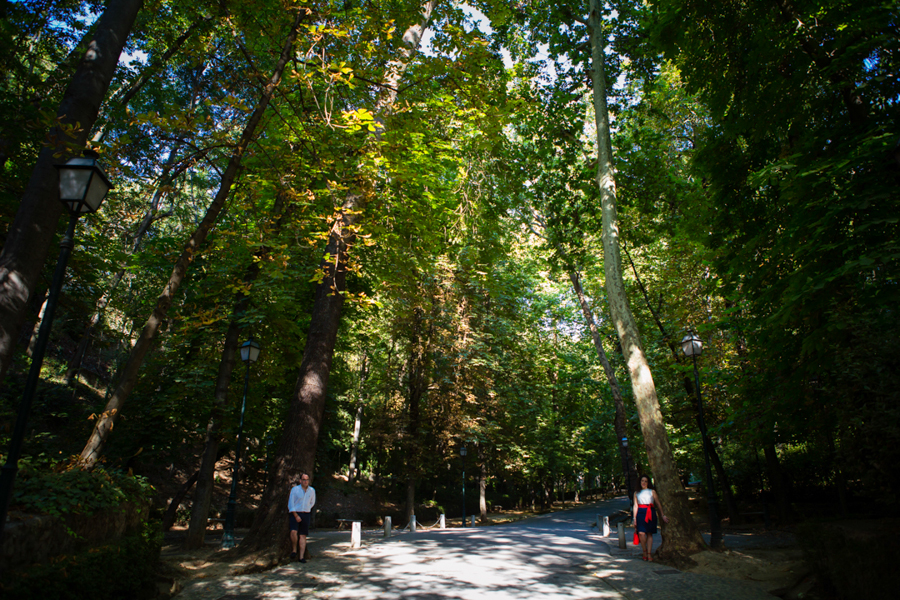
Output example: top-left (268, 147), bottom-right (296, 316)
top-left (289, 512), bottom-right (310, 536)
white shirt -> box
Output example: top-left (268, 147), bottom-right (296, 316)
top-left (288, 484), bottom-right (316, 513)
top-left (636, 489), bottom-right (654, 504)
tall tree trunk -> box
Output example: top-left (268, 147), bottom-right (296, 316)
top-left (238, 1), bottom-right (438, 556)
top-left (183, 191), bottom-right (286, 549)
top-left (238, 190), bottom-right (362, 553)
top-left (348, 351), bottom-right (367, 482)
top-left (566, 268), bottom-right (639, 501)
top-left (348, 403), bottom-right (364, 483)
top-left (624, 246), bottom-right (740, 523)
top-left (708, 437), bottom-right (740, 525)
top-left (478, 445), bottom-right (489, 523)
top-left (0, 0), bottom-right (144, 385)
top-left (78, 10), bottom-right (305, 467)
top-left (161, 470), bottom-right (199, 532)
top-left (183, 319), bottom-right (241, 549)
top-left (405, 478), bottom-right (417, 526)
top-left (587, 0), bottom-right (704, 559)
top-left (763, 443), bottom-right (791, 523)
top-left (405, 384), bottom-right (420, 525)
top-left (404, 307), bottom-right (428, 523)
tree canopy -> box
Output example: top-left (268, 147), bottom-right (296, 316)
top-left (1, 0), bottom-right (897, 559)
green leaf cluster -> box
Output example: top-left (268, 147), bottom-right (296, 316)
top-left (12, 464), bottom-right (154, 519)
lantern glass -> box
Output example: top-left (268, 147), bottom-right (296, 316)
top-left (55, 151), bottom-right (113, 214)
top-left (240, 338), bottom-right (261, 363)
top-left (681, 333), bottom-right (702, 357)
top-left (460, 447), bottom-right (467, 457)
top-left (83, 171), bottom-right (111, 212)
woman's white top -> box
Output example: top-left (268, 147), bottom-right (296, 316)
top-left (636, 489), bottom-right (654, 504)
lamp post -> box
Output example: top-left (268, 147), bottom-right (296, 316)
top-left (221, 337), bottom-right (261, 548)
top-left (620, 437), bottom-right (633, 499)
top-left (0, 150), bottom-right (112, 544)
top-left (681, 332), bottom-right (722, 548)
top-left (460, 446), bottom-right (467, 527)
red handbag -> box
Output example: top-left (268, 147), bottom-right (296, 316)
top-left (633, 531), bottom-right (640, 545)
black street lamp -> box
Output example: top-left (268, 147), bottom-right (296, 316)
top-left (620, 437), bottom-right (633, 499)
top-left (681, 332), bottom-right (722, 548)
top-left (0, 150), bottom-right (113, 545)
top-left (460, 446), bottom-right (467, 527)
top-left (221, 337), bottom-right (261, 548)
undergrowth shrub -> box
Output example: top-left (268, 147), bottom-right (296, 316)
top-left (0, 520), bottom-right (162, 600)
top-left (1, 461), bottom-right (159, 597)
top-left (12, 462), bottom-right (153, 518)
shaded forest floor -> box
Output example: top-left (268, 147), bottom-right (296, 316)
top-left (679, 529), bottom-right (810, 598)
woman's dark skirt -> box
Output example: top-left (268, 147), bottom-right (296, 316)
top-left (635, 506), bottom-right (658, 534)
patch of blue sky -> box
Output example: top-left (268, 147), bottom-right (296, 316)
top-left (31, 1), bottom-right (99, 50)
top-left (419, 3), bottom-right (521, 73)
top-left (122, 49), bottom-right (148, 69)
top-left (452, 3), bottom-right (625, 93)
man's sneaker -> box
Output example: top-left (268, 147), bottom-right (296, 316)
top-left (290, 552), bottom-right (297, 561)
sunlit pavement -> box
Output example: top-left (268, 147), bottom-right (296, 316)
top-left (176, 498), bottom-right (780, 600)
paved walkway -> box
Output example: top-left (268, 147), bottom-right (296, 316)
top-left (174, 498), bottom-right (784, 600)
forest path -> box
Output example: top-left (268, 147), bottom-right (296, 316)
top-left (174, 497), bottom-right (783, 600)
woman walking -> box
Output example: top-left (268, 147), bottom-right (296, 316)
top-left (633, 475), bottom-right (669, 561)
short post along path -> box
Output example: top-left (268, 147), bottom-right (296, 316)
top-left (174, 498), bottom-right (785, 600)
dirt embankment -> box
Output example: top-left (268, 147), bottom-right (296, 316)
top-left (683, 532), bottom-right (812, 599)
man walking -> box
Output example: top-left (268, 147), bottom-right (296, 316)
top-left (288, 473), bottom-right (316, 562)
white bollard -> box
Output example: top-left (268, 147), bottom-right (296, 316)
top-left (471, 515), bottom-right (476, 527)
top-left (439, 514), bottom-right (446, 529)
top-left (384, 516), bottom-right (392, 537)
top-left (617, 521), bottom-right (626, 549)
top-left (602, 515), bottom-right (610, 537)
top-left (351, 521), bottom-right (362, 549)
top-left (410, 515), bottom-right (417, 532)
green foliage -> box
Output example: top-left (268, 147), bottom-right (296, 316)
top-left (4, 0), bottom-right (897, 535)
top-left (12, 464), bottom-right (154, 519)
top-left (0, 520), bottom-right (162, 600)
top-left (638, 0), bottom-right (900, 498)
